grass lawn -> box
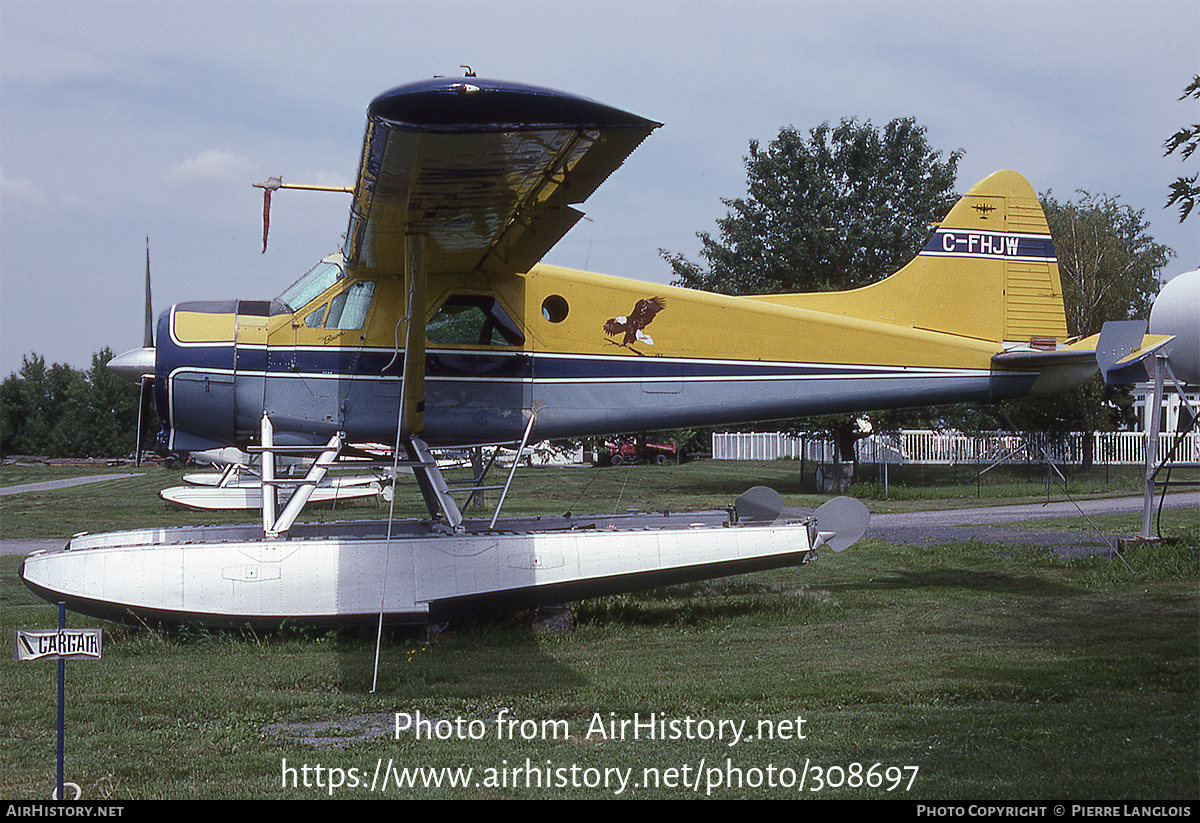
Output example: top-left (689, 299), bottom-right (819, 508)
top-left (1, 460), bottom-right (1196, 799)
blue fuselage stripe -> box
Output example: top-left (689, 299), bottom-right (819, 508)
top-left (161, 340), bottom-right (976, 383)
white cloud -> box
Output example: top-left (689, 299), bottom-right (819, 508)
top-left (0, 168), bottom-right (48, 210)
top-left (168, 149), bottom-right (257, 186)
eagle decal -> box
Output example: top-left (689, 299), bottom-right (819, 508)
top-left (603, 297), bottom-right (665, 353)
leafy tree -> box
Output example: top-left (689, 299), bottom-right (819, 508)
top-left (1045, 191), bottom-right (1169, 336)
top-left (82, 347), bottom-right (148, 456)
top-left (660, 118), bottom-right (963, 466)
top-left (45, 363), bottom-right (91, 457)
top-left (662, 118), bottom-right (962, 295)
top-left (1, 355), bottom-right (77, 456)
top-left (1164, 74), bottom-right (1199, 222)
top-left (1, 349), bottom-right (148, 458)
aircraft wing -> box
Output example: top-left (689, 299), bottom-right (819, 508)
top-left (343, 78), bottom-right (661, 276)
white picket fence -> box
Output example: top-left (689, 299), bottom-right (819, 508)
top-left (711, 430), bottom-right (1200, 466)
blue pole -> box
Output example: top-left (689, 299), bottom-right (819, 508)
top-left (57, 602), bottom-right (64, 801)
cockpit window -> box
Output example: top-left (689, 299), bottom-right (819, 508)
top-left (277, 260), bottom-right (344, 312)
top-left (426, 295), bottom-right (525, 347)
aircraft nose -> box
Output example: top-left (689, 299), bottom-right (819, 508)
top-left (107, 346), bottom-right (156, 383)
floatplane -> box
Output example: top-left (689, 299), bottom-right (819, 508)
top-left (20, 77), bottom-right (1172, 629)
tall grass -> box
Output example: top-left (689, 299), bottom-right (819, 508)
top-left (2, 462), bottom-right (1196, 799)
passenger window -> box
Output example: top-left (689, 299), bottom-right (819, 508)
top-left (426, 295), bottom-right (525, 347)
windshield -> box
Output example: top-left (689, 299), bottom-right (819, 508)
top-left (277, 260), bottom-right (344, 312)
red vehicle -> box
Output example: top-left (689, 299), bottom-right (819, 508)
top-left (601, 438), bottom-right (678, 466)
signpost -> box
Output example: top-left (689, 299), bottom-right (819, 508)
top-left (14, 626), bottom-right (102, 660)
top-left (14, 603), bottom-right (101, 800)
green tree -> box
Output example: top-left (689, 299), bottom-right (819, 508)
top-left (1, 349), bottom-right (147, 458)
top-left (1164, 74), bottom-right (1199, 222)
top-left (660, 118), bottom-right (963, 465)
top-left (45, 362), bottom-right (91, 457)
top-left (1, 366), bottom-right (27, 455)
top-left (662, 118), bottom-right (962, 295)
top-left (1, 355), bottom-right (70, 456)
top-left (1046, 191), bottom-right (1169, 336)
top-left (82, 347), bottom-right (147, 456)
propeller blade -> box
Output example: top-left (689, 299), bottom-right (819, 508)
top-left (143, 237), bottom-right (154, 348)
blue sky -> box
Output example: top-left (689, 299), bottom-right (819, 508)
top-left (2, 0), bottom-right (1197, 376)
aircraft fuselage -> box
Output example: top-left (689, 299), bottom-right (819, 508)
top-left (154, 254), bottom-right (1046, 454)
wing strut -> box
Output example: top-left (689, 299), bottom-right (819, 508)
top-left (256, 413), bottom-right (345, 538)
top-left (395, 231), bottom-right (464, 529)
top-left (401, 233), bottom-right (426, 435)
top-left (489, 412), bottom-right (538, 530)
top-left (404, 436), bottom-right (463, 530)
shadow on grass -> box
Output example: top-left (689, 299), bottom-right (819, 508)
top-left (574, 577), bottom-right (837, 628)
top-left (827, 567), bottom-right (1081, 598)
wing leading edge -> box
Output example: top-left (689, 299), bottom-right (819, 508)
top-left (343, 78), bottom-right (661, 276)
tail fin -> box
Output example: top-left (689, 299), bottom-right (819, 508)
top-left (756, 170), bottom-right (1069, 346)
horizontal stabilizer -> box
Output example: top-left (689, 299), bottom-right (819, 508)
top-left (989, 324), bottom-right (1171, 394)
top-left (1096, 320), bottom-right (1175, 384)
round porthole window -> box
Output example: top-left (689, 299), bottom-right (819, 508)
top-left (541, 294), bottom-right (569, 323)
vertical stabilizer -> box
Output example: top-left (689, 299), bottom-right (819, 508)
top-left (755, 170), bottom-right (1069, 346)
top-left (913, 170), bottom-right (1066, 343)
